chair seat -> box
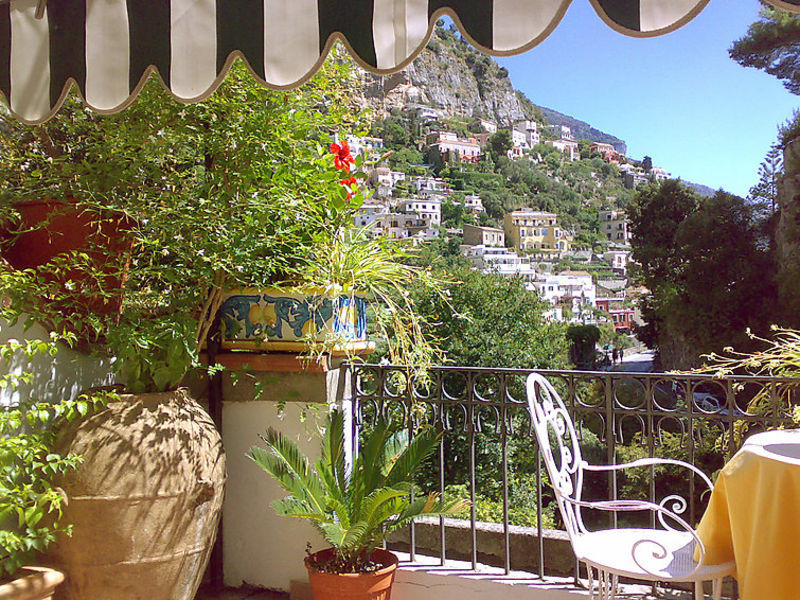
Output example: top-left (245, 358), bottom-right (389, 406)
top-left (572, 528), bottom-right (735, 583)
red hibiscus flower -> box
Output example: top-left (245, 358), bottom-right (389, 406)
top-left (339, 176), bottom-right (357, 199)
top-left (330, 140), bottom-right (355, 172)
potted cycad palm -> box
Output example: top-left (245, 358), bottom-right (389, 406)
top-left (249, 410), bottom-right (468, 600)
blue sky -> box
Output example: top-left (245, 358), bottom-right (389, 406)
top-left (496, 0), bottom-right (798, 197)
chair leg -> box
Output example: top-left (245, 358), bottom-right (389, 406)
top-left (694, 580), bottom-right (704, 600)
top-left (587, 565), bottom-right (595, 600)
top-left (712, 578), bottom-right (722, 600)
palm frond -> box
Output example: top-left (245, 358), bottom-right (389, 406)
top-left (272, 497), bottom-right (327, 521)
top-left (384, 428), bottom-right (441, 488)
top-left (249, 429), bottom-right (327, 514)
top-left (320, 409), bottom-right (348, 493)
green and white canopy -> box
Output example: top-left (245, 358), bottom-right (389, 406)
top-left (1, 0), bottom-right (799, 124)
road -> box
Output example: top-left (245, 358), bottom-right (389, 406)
top-left (610, 349), bottom-right (656, 373)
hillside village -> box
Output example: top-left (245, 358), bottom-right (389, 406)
top-left (344, 114), bottom-right (672, 337)
top-left (325, 23), bottom-right (709, 344)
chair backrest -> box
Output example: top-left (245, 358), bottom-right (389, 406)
top-left (526, 372), bottom-right (586, 539)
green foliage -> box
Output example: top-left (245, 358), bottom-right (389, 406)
top-left (387, 147), bottom-right (424, 172)
top-left (301, 229), bottom-right (447, 380)
top-left (487, 130), bottom-right (512, 162)
top-left (374, 117), bottom-right (411, 149)
top-left (629, 182), bottom-right (777, 368)
top-left (105, 313), bottom-right (197, 394)
top-left (0, 56), bottom-right (441, 390)
top-left (248, 410), bottom-right (468, 573)
top-left (698, 327), bottom-right (800, 427)
top-left (0, 335), bottom-right (109, 578)
top-left (730, 6), bottom-right (800, 95)
top-left (749, 144), bottom-right (783, 219)
top-left (566, 324), bottom-right (601, 370)
top-left (444, 480), bottom-right (556, 529)
top-left (779, 109), bottom-right (800, 146)
top-left (0, 59), bottom-right (368, 390)
top-left (407, 266), bottom-right (568, 369)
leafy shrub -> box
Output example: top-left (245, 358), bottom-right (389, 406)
top-left (0, 335), bottom-right (109, 578)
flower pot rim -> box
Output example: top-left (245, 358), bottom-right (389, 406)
top-left (0, 566), bottom-right (65, 600)
top-left (304, 547), bottom-right (399, 577)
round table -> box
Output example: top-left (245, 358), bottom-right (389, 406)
top-left (696, 429), bottom-right (800, 600)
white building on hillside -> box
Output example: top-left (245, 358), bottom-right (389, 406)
top-left (354, 202), bottom-right (390, 229)
top-left (463, 194), bottom-right (484, 212)
top-left (599, 209), bottom-right (631, 244)
top-left (413, 176), bottom-right (449, 195)
top-left (514, 120), bottom-right (541, 147)
top-left (370, 167), bottom-right (394, 197)
top-left (345, 135), bottom-right (384, 158)
top-left (650, 166), bottom-right (671, 181)
top-left (397, 198), bottom-right (441, 229)
top-left (546, 138), bottom-right (579, 161)
top-left (530, 271), bottom-right (597, 314)
top-left (461, 246), bottom-right (537, 282)
top-left (603, 249), bottom-right (631, 274)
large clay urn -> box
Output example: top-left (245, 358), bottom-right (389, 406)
top-left (45, 389), bottom-right (226, 600)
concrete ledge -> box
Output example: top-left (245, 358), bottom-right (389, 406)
top-left (388, 517), bottom-right (576, 577)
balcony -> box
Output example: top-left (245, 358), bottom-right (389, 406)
top-left (325, 364), bottom-right (798, 600)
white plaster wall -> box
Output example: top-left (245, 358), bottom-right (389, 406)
top-left (222, 399), bottom-right (328, 591)
top-left (0, 318), bottom-right (115, 406)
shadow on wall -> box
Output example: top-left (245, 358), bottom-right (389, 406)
top-left (0, 318), bottom-right (115, 406)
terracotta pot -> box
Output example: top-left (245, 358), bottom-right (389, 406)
top-left (305, 548), bottom-right (398, 600)
top-left (218, 288), bottom-right (373, 353)
top-left (0, 199), bottom-right (132, 338)
top-left (0, 567), bottom-right (64, 600)
top-left (45, 389), bottom-right (226, 600)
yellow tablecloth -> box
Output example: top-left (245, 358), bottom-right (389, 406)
top-left (695, 430), bottom-right (800, 600)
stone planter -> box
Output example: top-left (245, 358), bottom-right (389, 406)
top-left (218, 288), bottom-right (371, 353)
top-left (0, 567), bottom-right (64, 600)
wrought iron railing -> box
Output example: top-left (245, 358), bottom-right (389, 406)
top-left (341, 363), bottom-right (800, 596)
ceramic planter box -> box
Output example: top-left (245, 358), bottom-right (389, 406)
top-left (219, 288), bottom-right (370, 352)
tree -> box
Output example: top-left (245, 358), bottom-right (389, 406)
top-left (629, 182), bottom-right (777, 368)
top-left (408, 266), bottom-right (568, 369)
top-left (388, 146), bottom-right (424, 172)
top-left (641, 155), bottom-right (653, 172)
top-left (376, 116), bottom-right (411, 148)
top-left (487, 130), bottom-right (512, 163)
top-left (730, 6), bottom-right (800, 95)
top-left (749, 144), bottom-right (783, 217)
top-left (566, 324), bottom-right (601, 369)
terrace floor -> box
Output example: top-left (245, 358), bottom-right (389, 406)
top-left (194, 554), bottom-right (715, 600)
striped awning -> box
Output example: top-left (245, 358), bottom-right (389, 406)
top-left (1, 0), bottom-right (799, 124)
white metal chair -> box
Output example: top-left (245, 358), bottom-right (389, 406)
top-left (525, 373), bottom-right (735, 600)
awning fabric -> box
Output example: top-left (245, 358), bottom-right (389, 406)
top-left (1, 0), bottom-right (799, 124)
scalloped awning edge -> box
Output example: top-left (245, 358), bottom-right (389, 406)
top-left (0, 0), bottom-right (798, 125)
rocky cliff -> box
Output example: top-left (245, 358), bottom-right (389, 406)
top-left (362, 27), bottom-right (527, 125)
top-left (359, 25), bottom-right (627, 153)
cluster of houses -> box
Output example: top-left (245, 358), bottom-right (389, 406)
top-left (346, 111), bottom-right (670, 192)
top-left (341, 109), bottom-right (648, 330)
top-left (459, 213), bottom-right (636, 330)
